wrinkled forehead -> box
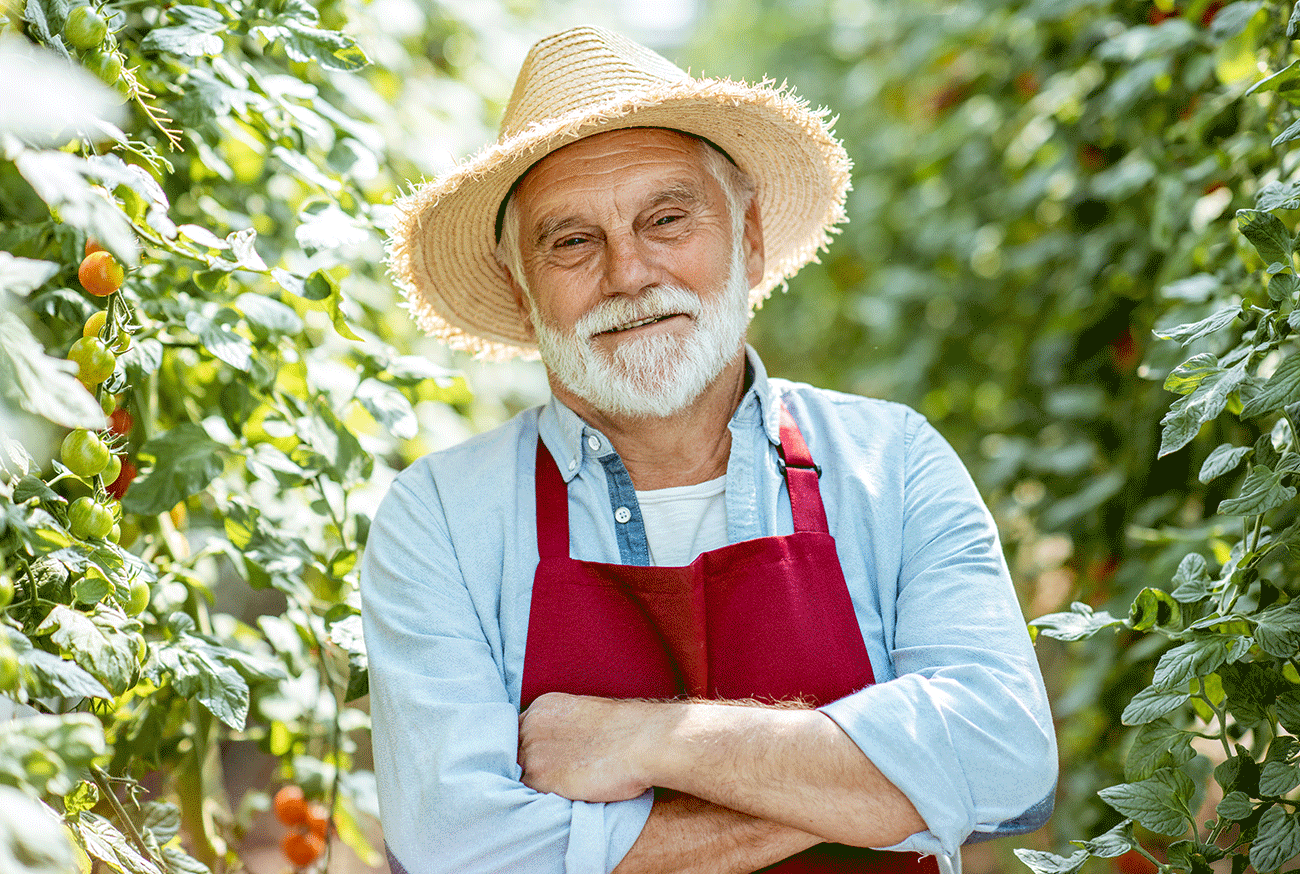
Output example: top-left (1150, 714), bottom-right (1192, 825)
top-left (496, 128), bottom-right (716, 239)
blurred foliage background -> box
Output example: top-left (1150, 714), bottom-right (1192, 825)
top-left (6, 0), bottom-right (1300, 871)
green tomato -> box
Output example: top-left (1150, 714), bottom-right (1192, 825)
top-left (69, 496), bottom-right (114, 540)
top-left (126, 578), bottom-right (150, 617)
top-left (0, 642), bottom-right (18, 692)
top-left (84, 49), bottom-right (122, 86)
top-left (61, 429), bottom-right (110, 478)
top-left (64, 6), bottom-right (108, 51)
top-left (67, 336), bottom-right (116, 386)
top-left (101, 453), bottom-right (122, 486)
top-left (0, 575), bottom-right (14, 610)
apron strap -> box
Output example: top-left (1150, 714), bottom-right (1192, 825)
top-left (534, 441), bottom-right (570, 559)
top-left (778, 404), bottom-right (831, 535)
top-left (535, 402), bottom-right (831, 549)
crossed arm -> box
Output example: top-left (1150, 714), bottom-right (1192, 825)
top-left (517, 692), bottom-right (927, 873)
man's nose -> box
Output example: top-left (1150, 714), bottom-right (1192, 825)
top-left (601, 232), bottom-right (657, 296)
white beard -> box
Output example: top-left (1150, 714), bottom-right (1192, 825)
top-left (530, 251), bottom-right (752, 420)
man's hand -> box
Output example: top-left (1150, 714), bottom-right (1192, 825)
top-left (518, 692), bottom-right (657, 802)
top-left (518, 692), bottom-right (927, 849)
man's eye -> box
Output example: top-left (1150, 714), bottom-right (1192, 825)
top-left (555, 236), bottom-right (586, 248)
top-left (654, 214), bottom-right (682, 226)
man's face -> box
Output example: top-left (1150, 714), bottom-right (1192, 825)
top-left (508, 128), bottom-right (763, 419)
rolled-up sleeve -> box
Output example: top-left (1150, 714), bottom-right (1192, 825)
top-left (360, 470), bottom-right (653, 874)
top-left (819, 415), bottom-right (1057, 857)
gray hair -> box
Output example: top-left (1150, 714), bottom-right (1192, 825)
top-left (494, 134), bottom-right (757, 298)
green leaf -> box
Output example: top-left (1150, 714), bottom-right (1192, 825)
top-left (328, 613), bottom-right (368, 702)
top-left (185, 309), bottom-right (253, 372)
top-left (1247, 60), bottom-right (1300, 97)
top-left (1154, 305), bottom-right (1240, 345)
top-left (0, 311), bottom-right (107, 430)
top-left (354, 378), bottom-right (417, 439)
top-left (279, 20), bottom-right (370, 71)
top-left (1170, 553), bottom-right (1214, 601)
top-left (1199, 444), bottom-right (1252, 484)
top-left (120, 337), bottom-right (164, 382)
top-left (1126, 721), bottom-right (1196, 780)
top-left (1237, 210), bottom-right (1295, 268)
top-left (1270, 272), bottom-right (1300, 302)
top-left (150, 633), bottom-right (249, 730)
top-left (161, 845), bottom-right (209, 874)
top-left (1164, 352), bottom-right (1221, 395)
top-left (1122, 686), bottom-right (1191, 725)
top-left (64, 779), bottom-right (99, 815)
top-left (140, 801), bottom-right (181, 845)
top-left (36, 604), bottom-right (142, 696)
top-left (1217, 465), bottom-right (1296, 516)
top-left (1129, 587), bottom-right (1182, 631)
top-left (1209, 1), bottom-right (1263, 41)
top-left (1098, 768), bottom-right (1194, 836)
top-left (1217, 791), bottom-right (1255, 821)
top-left (140, 5), bottom-right (226, 57)
top-left (1250, 805), bottom-right (1300, 872)
top-left (1160, 362), bottom-right (1249, 457)
top-left (1220, 660), bottom-right (1283, 724)
top-left (235, 292), bottom-right (304, 336)
top-left (1260, 760), bottom-right (1300, 797)
top-left (0, 712), bottom-right (106, 797)
top-left (1029, 602), bottom-right (1123, 641)
top-left (1259, 180), bottom-right (1300, 210)
top-left (1070, 819), bottom-right (1134, 858)
top-left (1012, 849), bottom-right (1087, 874)
top-left (122, 424), bottom-right (226, 516)
top-left (1241, 354), bottom-right (1300, 418)
top-left (1254, 603), bottom-right (1300, 657)
top-left (1278, 690), bottom-right (1300, 734)
top-left (0, 252), bottom-right (58, 296)
top-left (0, 786), bottom-right (81, 874)
top-left (77, 810), bottom-right (165, 874)
top-left (1152, 637), bottom-right (1228, 690)
top-left (3, 624), bottom-right (111, 700)
top-left (13, 149), bottom-right (138, 264)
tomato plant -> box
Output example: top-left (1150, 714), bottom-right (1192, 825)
top-left (0, 1), bottom-right (550, 872)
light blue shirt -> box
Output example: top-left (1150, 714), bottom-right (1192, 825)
top-left (360, 348), bottom-right (1057, 874)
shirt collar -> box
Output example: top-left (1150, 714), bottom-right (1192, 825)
top-left (537, 344), bottom-right (782, 483)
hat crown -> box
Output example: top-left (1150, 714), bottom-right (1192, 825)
top-left (499, 26), bottom-right (690, 139)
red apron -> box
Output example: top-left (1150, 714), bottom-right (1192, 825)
top-left (521, 407), bottom-right (939, 873)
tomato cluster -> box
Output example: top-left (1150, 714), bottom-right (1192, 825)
top-left (273, 786), bottom-right (329, 869)
top-left (64, 4), bottom-right (124, 87)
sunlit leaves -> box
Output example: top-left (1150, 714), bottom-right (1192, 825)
top-left (121, 424), bottom-right (226, 516)
top-left (1029, 602), bottom-right (1123, 641)
top-left (1098, 769), bottom-right (1195, 837)
top-left (1250, 806), bottom-right (1300, 872)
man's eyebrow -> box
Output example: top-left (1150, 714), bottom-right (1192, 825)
top-left (531, 217), bottom-right (580, 249)
top-left (528, 180), bottom-right (708, 248)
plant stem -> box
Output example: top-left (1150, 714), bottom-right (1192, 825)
top-left (90, 765), bottom-right (160, 867)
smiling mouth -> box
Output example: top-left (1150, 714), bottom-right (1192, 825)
top-left (599, 314), bottom-right (684, 335)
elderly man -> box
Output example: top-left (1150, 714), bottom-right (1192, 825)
top-left (362, 25), bottom-right (1056, 874)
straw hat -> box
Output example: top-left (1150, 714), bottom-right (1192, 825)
top-left (387, 25), bottom-right (852, 359)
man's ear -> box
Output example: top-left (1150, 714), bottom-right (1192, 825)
top-left (505, 269), bottom-right (537, 343)
top-left (742, 195), bottom-right (765, 290)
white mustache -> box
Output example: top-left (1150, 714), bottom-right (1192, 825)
top-left (575, 286), bottom-right (703, 340)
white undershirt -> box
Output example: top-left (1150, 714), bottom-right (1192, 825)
top-left (635, 475), bottom-right (728, 566)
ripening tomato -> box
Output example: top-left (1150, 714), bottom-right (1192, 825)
top-left (273, 786), bottom-right (309, 827)
top-left (0, 575), bottom-right (14, 610)
top-left (101, 453), bottom-right (121, 486)
top-left (125, 578), bottom-right (150, 616)
top-left (79, 251), bottom-right (124, 297)
top-left (108, 408), bottom-right (133, 437)
top-left (67, 336), bottom-right (116, 386)
top-left (84, 49), bottom-right (122, 87)
top-left (281, 831), bottom-right (325, 868)
top-left (84, 238), bottom-right (105, 258)
top-left (305, 803), bottom-right (329, 840)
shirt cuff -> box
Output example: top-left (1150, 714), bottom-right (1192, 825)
top-left (566, 791), bottom-right (655, 874)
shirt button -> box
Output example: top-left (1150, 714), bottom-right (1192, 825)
top-left (614, 506), bottom-right (631, 523)
top-left (587, 435), bottom-right (601, 452)
top-left (567, 459), bottom-right (577, 471)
